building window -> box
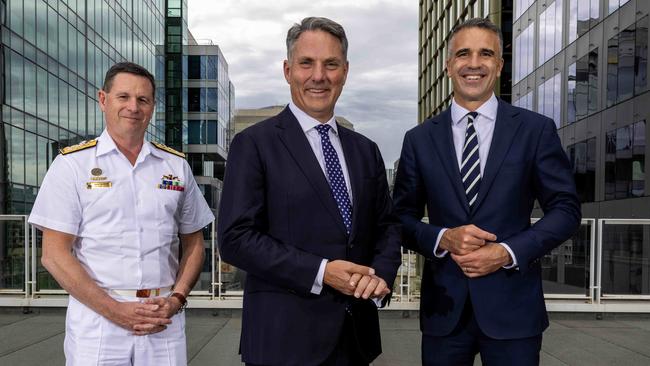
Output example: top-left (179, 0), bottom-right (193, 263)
top-left (608, 0), bottom-right (632, 15)
top-left (569, 0), bottom-right (599, 44)
top-left (601, 222), bottom-right (650, 295)
top-left (539, 0), bottom-right (563, 66)
top-left (514, 0), bottom-right (535, 21)
top-left (537, 73), bottom-right (562, 128)
top-left (514, 22), bottom-right (535, 83)
top-left (606, 17), bottom-right (649, 107)
top-left (513, 91), bottom-right (533, 111)
top-left (567, 137), bottom-right (596, 202)
top-left (568, 48), bottom-right (598, 124)
top-left (605, 120), bottom-right (646, 200)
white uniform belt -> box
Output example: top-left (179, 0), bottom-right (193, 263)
top-left (109, 286), bottom-right (173, 298)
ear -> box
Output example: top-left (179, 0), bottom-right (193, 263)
top-left (98, 89), bottom-right (107, 112)
top-left (342, 61), bottom-right (349, 85)
top-left (283, 60), bottom-right (291, 84)
top-left (497, 57), bottom-right (504, 78)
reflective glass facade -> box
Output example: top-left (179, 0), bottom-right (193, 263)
top-left (512, 0), bottom-right (650, 300)
top-left (1, 0), bottom-right (165, 291)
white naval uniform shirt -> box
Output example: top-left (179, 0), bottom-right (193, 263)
top-left (28, 129), bottom-right (215, 290)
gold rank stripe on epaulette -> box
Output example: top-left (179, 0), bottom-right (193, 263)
top-left (59, 139), bottom-right (98, 155)
top-left (151, 142), bottom-right (185, 158)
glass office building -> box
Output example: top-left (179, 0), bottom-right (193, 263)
top-left (0, 0), bottom-right (166, 290)
top-left (511, 0), bottom-right (649, 304)
top-left (0, 0), bottom-right (237, 300)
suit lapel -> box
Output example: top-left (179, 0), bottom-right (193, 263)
top-left (472, 100), bottom-right (522, 213)
top-left (427, 109), bottom-right (470, 215)
top-left (276, 108), bottom-right (348, 234)
top-left (337, 123), bottom-right (362, 242)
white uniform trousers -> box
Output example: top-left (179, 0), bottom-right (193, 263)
top-left (64, 295), bottom-right (187, 366)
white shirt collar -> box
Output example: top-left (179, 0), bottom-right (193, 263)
top-left (96, 129), bottom-right (156, 159)
top-left (288, 101), bottom-right (339, 135)
top-left (451, 93), bottom-right (498, 125)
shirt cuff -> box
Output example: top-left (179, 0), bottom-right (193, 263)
top-left (372, 297), bottom-right (383, 307)
top-left (498, 242), bottom-right (518, 269)
top-left (433, 228), bottom-right (449, 258)
top-left (311, 259), bottom-right (328, 295)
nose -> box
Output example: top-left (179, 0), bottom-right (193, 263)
top-left (126, 97), bottom-right (139, 111)
top-left (468, 52), bottom-right (481, 68)
top-left (311, 62), bottom-right (326, 82)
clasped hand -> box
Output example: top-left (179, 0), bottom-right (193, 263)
top-left (323, 260), bottom-right (390, 299)
top-left (440, 224), bottom-right (511, 278)
top-left (110, 296), bottom-right (182, 336)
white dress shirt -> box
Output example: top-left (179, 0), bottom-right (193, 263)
top-left (433, 94), bottom-right (518, 268)
top-left (28, 129), bottom-right (215, 289)
top-left (288, 102), bottom-right (354, 295)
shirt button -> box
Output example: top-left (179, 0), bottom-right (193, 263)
top-left (139, 227), bottom-right (144, 233)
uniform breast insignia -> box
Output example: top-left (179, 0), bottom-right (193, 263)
top-left (151, 142), bottom-right (185, 158)
top-left (86, 167), bottom-right (111, 189)
top-left (158, 174), bottom-right (185, 191)
top-left (59, 139), bottom-right (98, 155)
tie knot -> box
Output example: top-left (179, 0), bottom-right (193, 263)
top-left (315, 124), bottom-right (332, 136)
top-left (467, 112), bottom-right (478, 120)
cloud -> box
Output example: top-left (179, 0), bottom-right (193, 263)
top-left (189, 1), bottom-right (418, 167)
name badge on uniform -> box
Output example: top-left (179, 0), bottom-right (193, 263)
top-left (158, 174), bottom-right (184, 191)
top-left (86, 168), bottom-right (112, 189)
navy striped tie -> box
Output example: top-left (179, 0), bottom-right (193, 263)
top-left (461, 112), bottom-right (480, 209)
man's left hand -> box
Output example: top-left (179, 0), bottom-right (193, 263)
top-left (451, 243), bottom-right (512, 278)
top-left (352, 274), bottom-right (390, 299)
top-left (132, 296), bottom-right (182, 335)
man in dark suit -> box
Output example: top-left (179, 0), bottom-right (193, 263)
top-left (218, 17), bottom-right (401, 366)
top-left (393, 18), bottom-right (581, 365)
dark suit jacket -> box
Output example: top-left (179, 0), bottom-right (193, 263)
top-left (217, 107), bottom-right (402, 365)
top-left (393, 99), bottom-right (581, 340)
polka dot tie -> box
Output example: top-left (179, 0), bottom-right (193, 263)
top-left (315, 124), bottom-right (353, 234)
top-left (461, 112), bottom-right (481, 209)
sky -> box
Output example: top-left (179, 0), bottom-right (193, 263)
top-left (188, 0), bottom-right (418, 168)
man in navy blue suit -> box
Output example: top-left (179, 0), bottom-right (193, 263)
top-left (393, 18), bottom-right (581, 365)
top-left (218, 17), bottom-right (401, 366)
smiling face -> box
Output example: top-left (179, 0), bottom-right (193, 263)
top-left (446, 27), bottom-right (504, 110)
top-left (98, 72), bottom-right (155, 141)
top-left (284, 30), bottom-right (348, 122)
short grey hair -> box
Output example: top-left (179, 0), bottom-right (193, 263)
top-left (286, 17), bottom-right (348, 61)
top-left (448, 17), bottom-right (504, 59)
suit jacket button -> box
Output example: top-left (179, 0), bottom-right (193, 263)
top-left (348, 244), bottom-right (354, 248)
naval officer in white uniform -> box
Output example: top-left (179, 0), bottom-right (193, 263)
top-left (28, 62), bottom-right (214, 365)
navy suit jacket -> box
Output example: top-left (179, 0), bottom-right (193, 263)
top-left (393, 100), bottom-right (581, 340)
top-left (217, 107), bottom-right (402, 365)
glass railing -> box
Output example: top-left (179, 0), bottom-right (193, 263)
top-left (1, 216), bottom-right (649, 310)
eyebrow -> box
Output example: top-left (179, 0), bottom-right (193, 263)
top-left (455, 48), bottom-right (496, 56)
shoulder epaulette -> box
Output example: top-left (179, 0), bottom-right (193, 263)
top-left (151, 142), bottom-right (185, 158)
top-left (59, 139), bottom-right (98, 155)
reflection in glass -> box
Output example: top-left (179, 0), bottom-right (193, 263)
top-left (587, 49), bottom-right (599, 115)
top-left (576, 54), bottom-right (588, 120)
top-left (602, 223), bottom-right (650, 295)
top-left (632, 121), bottom-right (646, 197)
top-left (615, 125), bottom-right (632, 199)
top-left (605, 130), bottom-right (616, 200)
top-left (542, 222), bottom-right (591, 295)
top-left (0, 220), bottom-right (27, 290)
top-left (567, 63), bottom-right (577, 123)
top-left (618, 24), bottom-right (635, 102)
top-left (635, 17), bottom-right (648, 95)
top-left (607, 35), bottom-right (618, 107)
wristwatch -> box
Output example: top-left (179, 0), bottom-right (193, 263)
top-left (170, 292), bottom-right (187, 313)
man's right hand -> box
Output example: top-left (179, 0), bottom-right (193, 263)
top-left (323, 260), bottom-right (375, 296)
top-left (439, 224), bottom-right (497, 255)
top-left (107, 301), bottom-right (172, 334)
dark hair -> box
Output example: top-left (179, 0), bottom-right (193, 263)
top-left (449, 17), bottom-right (504, 58)
top-left (102, 62), bottom-right (156, 95)
top-left (286, 17), bottom-right (348, 61)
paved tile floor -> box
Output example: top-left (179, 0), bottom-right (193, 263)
top-left (1, 308), bottom-right (649, 365)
